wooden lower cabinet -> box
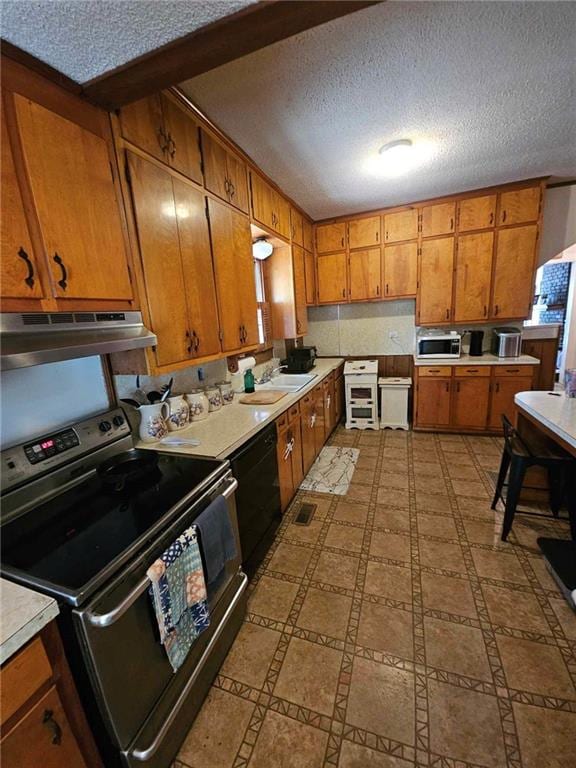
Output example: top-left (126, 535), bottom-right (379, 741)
top-left (488, 376), bottom-right (534, 430)
top-left (313, 384), bottom-right (327, 454)
top-left (334, 371), bottom-right (344, 427)
top-left (451, 377), bottom-right (491, 429)
top-left (323, 375), bottom-right (336, 436)
top-left (300, 394), bottom-right (317, 475)
top-left (277, 420), bottom-right (295, 513)
top-left (415, 377), bottom-right (452, 428)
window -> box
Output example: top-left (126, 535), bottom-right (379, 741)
top-left (254, 259), bottom-right (272, 349)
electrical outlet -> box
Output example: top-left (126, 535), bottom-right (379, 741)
top-left (388, 330), bottom-right (399, 340)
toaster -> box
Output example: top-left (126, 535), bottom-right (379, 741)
top-left (491, 327), bottom-right (522, 358)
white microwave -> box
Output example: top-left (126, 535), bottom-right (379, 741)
top-left (417, 331), bottom-right (462, 359)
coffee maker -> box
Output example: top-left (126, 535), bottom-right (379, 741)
top-left (468, 330), bottom-right (484, 357)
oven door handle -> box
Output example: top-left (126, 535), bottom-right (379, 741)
top-left (130, 570), bottom-right (248, 762)
top-left (84, 477), bottom-right (239, 628)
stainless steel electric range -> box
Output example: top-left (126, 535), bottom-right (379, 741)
top-left (1, 407), bottom-right (247, 768)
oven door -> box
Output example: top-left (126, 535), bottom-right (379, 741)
top-left (73, 471), bottom-right (244, 755)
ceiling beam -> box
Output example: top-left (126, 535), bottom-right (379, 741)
top-left (82, 1), bottom-right (380, 110)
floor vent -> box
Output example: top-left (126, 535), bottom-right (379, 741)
top-left (293, 503), bottom-right (316, 526)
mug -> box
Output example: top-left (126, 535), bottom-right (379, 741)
top-left (138, 403), bottom-right (169, 443)
top-left (167, 395), bottom-right (189, 430)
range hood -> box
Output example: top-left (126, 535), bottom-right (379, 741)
top-left (0, 311), bottom-right (157, 370)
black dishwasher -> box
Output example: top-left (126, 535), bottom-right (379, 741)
top-left (230, 423), bottom-right (281, 578)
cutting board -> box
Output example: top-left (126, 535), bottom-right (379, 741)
top-left (239, 390), bottom-right (287, 405)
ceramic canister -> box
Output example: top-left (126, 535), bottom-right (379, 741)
top-left (186, 389), bottom-right (209, 421)
top-left (218, 381), bottom-right (234, 405)
top-left (166, 394), bottom-right (189, 431)
top-left (205, 385), bottom-right (223, 412)
top-left (138, 402), bottom-right (169, 443)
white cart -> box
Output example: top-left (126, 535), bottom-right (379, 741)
top-left (345, 360), bottom-right (379, 430)
top-left (379, 377), bottom-right (411, 430)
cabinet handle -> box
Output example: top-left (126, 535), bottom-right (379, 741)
top-left (376, 285), bottom-right (380, 296)
top-left (191, 330), bottom-right (200, 353)
top-left (341, 237), bottom-right (344, 247)
top-left (342, 288), bottom-right (346, 298)
top-left (445, 382), bottom-right (450, 392)
top-left (167, 134), bottom-right (176, 158)
top-left (385, 283), bottom-right (389, 295)
top-left (445, 308), bottom-right (450, 320)
top-left (506, 368), bottom-right (520, 373)
top-left (466, 369), bottom-right (479, 373)
top-left (495, 382), bottom-right (500, 393)
top-left (375, 230), bottom-right (379, 242)
top-left (157, 127), bottom-right (169, 152)
top-left (53, 253), bottom-right (67, 290)
top-left (229, 182), bottom-right (235, 199)
top-left (450, 217), bottom-right (454, 230)
top-left (185, 330), bottom-right (193, 354)
top-left (494, 304), bottom-right (499, 316)
top-left (489, 212), bottom-right (494, 225)
top-left (502, 210), bottom-right (507, 223)
top-left (42, 709), bottom-right (62, 746)
top-left (224, 178), bottom-right (230, 195)
top-left (483, 305), bottom-right (487, 317)
top-left (385, 230), bottom-right (389, 240)
top-left (18, 247), bottom-right (35, 288)
top-left (456, 382), bottom-right (461, 392)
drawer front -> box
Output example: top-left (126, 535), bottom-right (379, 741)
top-left (418, 366), bottom-right (452, 378)
top-left (288, 402), bottom-right (300, 421)
top-left (454, 366), bottom-right (491, 378)
top-left (276, 412), bottom-right (288, 430)
top-left (494, 365), bottom-right (535, 377)
top-left (1, 637), bottom-right (52, 726)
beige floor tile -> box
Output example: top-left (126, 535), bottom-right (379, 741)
top-left (376, 487), bottom-right (410, 508)
top-left (248, 576), bottom-right (300, 622)
top-left (285, 519), bottom-right (324, 545)
top-left (497, 635), bottom-right (576, 699)
top-left (359, 446), bottom-right (379, 458)
top-left (334, 500), bottom-right (369, 526)
top-left (413, 460), bottom-right (442, 477)
top-left (446, 462), bottom-right (482, 481)
top-left (267, 542), bottom-right (313, 577)
top-left (177, 687), bottom-right (255, 768)
top-left (324, 522), bottom-right (365, 553)
top-left (248, 709), bottom-right (329, 768)
top-left (471, 548), bottom-right (529, 585)
top-left (338, 740), bottom-right (412, 767)
top-left (347, 657), bottom-right (415, 744)
top-left (513, 703), bottom-right (576, 768)
top-left (419, 538), bottom-right (466, 573)
top-left (352, 467), bottom-right (377, 486)
top-left (296, 587), bottom-right (353, 640)
top-left (369, 530), bottom-right (411, 562)
top-left (313, 550), bottom-right (359, 589)
top-left (346, 483), bottom-right (373, 503)
top-left (421, 572), bottom-right (478, 618)
top-left (428, 680), bottom-right (506, 767)
top-left (372, 506), bottom-right (410, 532)
top-left (378, 471), bottom-right (410, 490)
top-left (355, 455), bottom-right (378, 471)
top-left (415, 492), bottom-right (452, 514)
top-left (357, 602), bottom-right (413, 660)
top-left (445, 452), bottom-right (476, 466)
top-left (424, 616), bottom-right (491, 680)
top-left (221, 623), bottom-right (281, 688)
top-left (414, 475), bottom-right (448, 495)
top-left (379, 459), bottom-right (410, 475)
top-left (417, 513), bottom-right (458, 540)
top-left (451, 478), bottom-right (490, 499)
top-left (273, 636), bottom-right (342, 716)
top-left (456, 495), bottom-right (495, 517)
top-left (482, 584), bottom-right (550, 634)
top-left (463, 518), bottom-right (501, 545)
top-left (363, 560), bottom-right (412, 602)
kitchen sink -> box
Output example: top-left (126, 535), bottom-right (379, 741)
top-left (255, 373), bottom-right (317, 392)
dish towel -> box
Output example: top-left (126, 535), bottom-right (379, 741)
top-left (147, 526), bottom-right (210, 672)
top-left (195, 495), bottom-right (237, 586)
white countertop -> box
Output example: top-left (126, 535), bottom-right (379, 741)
top-left (1, 579), bottom-right (59, 664)
top-left (137, 358), bottom-right (344, 459)
top-left (522, 324), bottom-right (561, 340)
top-left (515, 391), bottom-right (576, 452)
top-left (414, 353), bottom-right (540, 367)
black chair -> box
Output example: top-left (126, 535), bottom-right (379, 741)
top-left (491, 415), bottom-right (573, 541)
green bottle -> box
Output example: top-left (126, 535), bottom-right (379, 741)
top-left (244, 368), bottom-right (255, 394)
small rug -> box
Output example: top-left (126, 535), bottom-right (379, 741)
top-left (300, 447), bottom-right (360, 495)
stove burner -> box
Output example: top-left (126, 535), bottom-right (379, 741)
top-left (97, 449), bottom-right (159, 492)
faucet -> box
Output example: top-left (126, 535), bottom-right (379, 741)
top-left (255, 363), bottom-right (287, 385)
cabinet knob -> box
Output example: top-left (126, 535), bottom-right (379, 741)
top-left (42, 709), bottom-right (62, 746)
top-left (53, 253), bottom-right (68, 290)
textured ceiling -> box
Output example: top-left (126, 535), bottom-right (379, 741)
top-left (1, 0), bottom-right (256, 83)
top-left (181, 1), bottom-right (576, 219)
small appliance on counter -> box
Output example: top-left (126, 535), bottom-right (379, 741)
top-left (468, 330), bottom-right (484, 357)
top-left (492, 327), bottom-right (522, 358)
top-left (283, 345), bottom-right (317, 373)
top-left (416, 329), bottom-right (462, 359)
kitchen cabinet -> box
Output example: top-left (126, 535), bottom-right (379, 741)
top-left (453, 231), bottom-right (494, 322)
top-left (291, 208), bottom-right (304, 246)
top-left (312, 384), bottom-right (326, 455)
top-left (249, 171), bottom-right (290, 239)
top-left (292, 245), bottom-right (308, 336)
top-left (348, 216), bottom-right (380, 249)
top-left (458, 194), bottom-right (496, 232)
top-left (127, 153), bottom-right (221, 367)
top-left (300, 393), bottom-right (317, 475)
top-left (268, 243), bottom-right (307, 338)
top-left (334, 369), bottom-right (344, 427)
top-left (349, 248), bottom-right (381, 301)
top-left (421, 202), bottom-right (456, 238)
top-left (491, 225), bottom-right (538, 319)
top-left (317, 251), bottom-right (347, 304)
top-left (208, 198), bottom-right (259, 352)
top-left (415, 377), bottom-right (451, 427)
top-left (522, 338), bottom-right (558, 391)
top-left (201, 129), bottom-right (249, 213)
top-left (383, 208), bottom-right (418, 243)
top-left (117, 94), bottom-right (166, 162)
top-left (289, 405), bottom-right (304, 489)
top-left (498, 186), bottom-right (541, 226)
top-left (323, 374), bottom-right (336, 437)
top-left (488, 375), bottom-right (534, 430)
top-left (383, 242), bottom-right (418, 297)
top-left (304, 250), bottom-right (317, 305)
top-left (417, 237), bottom-right (454, 324)
top-left (316, 222), bottom-right (346, 253)
top-left (302, 218), bottom-right (314, 252)
top-left (451, 375), bottom-right (491, 429)
top-left (276, 406), bottom-right (304, 512)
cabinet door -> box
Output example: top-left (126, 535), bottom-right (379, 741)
top-left (291, 208), bottom-right (304, 246)
top-left (173, 182), bottom-right (221, 359)
top-left (491, 225), bottom-right (537, 320)
top-left (349, 248), bottom-right (381, 301)
top-left (499, 186), bottom-right (540, 226)
top-left (226, 151), bottom-right (250, 214)
top-left (1, 107), bottom-right (45, 300)
top-left (458, 194), bottom-right (496, 232)
top-left (313, 386), bottom-right (326, 455)
top-left (383, 209), bottom-right (418, 243)
top-left (14, 94), bottom-right (133, 301)
top-left (348, 216), bottom-right (380, 249)
top-left (302, 219), bottom-right (314, 252)
top-left (324, 377), bottom-right (336, 435)
top-left (209, 198), bottom-right (258, 351)
top-left (291, 415), bottom-right (304, 489)
top-left (274, 192), bottom-right (291, 239)
top-left (127, 154), bottom-right (191, 367)
top-left (417, 237), bottom-right (454, 324)
top-left (488, 376), bottom-right (533, 430)
top-left (118, 94), bottom-right (166, 162)
top-left (300, 395), bottom-right (316, 474)
top-left (200, 129), bottom-right (229, 202)
top-left (161, 94), bottom-right (203, 184)
top-left (421, 202), bottom-right (456, 237)
top-left (453, 231), bottom-right (493, 322)
top-left (316, 222), bottom-right (346, 253)
top-left (415, 378), bottom-right (451, 427)
top-left (317, 252), bottom-right (347, 304)
top-left (250, 171), bottom-right (273, 230)
top-left (304, 250), bottom-right (316, 305)
top-left (277, 424), bottom-right (294, 513)
top-left (384, 242), bottom-right (417, 297)
top-left (334, 375), bottom-right (344, 426)
top-left (292, 245), bottom-right (308, 336)
top-left (452, 378), bottom-right (490, 429)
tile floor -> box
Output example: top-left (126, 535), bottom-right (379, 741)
top-left (174, 427), bottom-right (576, 768)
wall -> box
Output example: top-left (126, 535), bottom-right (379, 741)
top-left (539, 184), bottom-right (576, 266)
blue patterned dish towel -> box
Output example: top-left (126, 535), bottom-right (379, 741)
top-left (147, 526), bottom-right (210, 672)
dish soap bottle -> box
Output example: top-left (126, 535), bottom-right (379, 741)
top-left (243, 368), bottom-right (255, 394)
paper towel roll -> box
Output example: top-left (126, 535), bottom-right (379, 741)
top-left (237, 356), bottom-right (256, 374)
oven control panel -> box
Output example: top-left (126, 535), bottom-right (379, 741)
top-left (24, 428), bottom-right (80, 464)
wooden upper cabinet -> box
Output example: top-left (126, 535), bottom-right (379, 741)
top-left (118, 94), bottom-right (166, 162)
top-left (316, 222), bottom-right (346, 253)
top-left (453, 231), bottom-right (494, 322)
top-left (304, 250), bottom-right (316, 305)
top-left (302, 218), bottom-right (314, 252)
top-left (201, 129), bottom-right (248, 212)
top-left (208, 198), bottom-right (258, 351)
top-left (1, 105), bottom-right (45, 301)
top-left (291, 208), bottom-right (304, 246)
top-left (417, 237), bottom-right (454, 325)
top-left (458, 194), bottom-right (496, 232)
top-left (161, 94), bottom-right (203, 184)
top-left (383, 242), bottom-right (417, 297)
top-left (348, 216), bottom-right (381, 249)
top-left (383, 208), bottom-right (418, 243)
top-left (452, 377), bottom-right (490, 429)
top-left (292, 244), bottom-right (308, 335)
top-left (226, 151), bottom-right (250, 213)
top-left (421, 202), bottom-right (455, 237)
top-left (14, 93), bottom-right (132, 301)
top-left (274, 192), bottom-right (291, 240)
top-left (491, 225), bottom-right (538, 320)
top-left (416, 377), bottom-right (451, 427)
top-left (498, 186), bottom-right (541, 226)
top-left (317, 251), bottom-right (347, 303)
top-left (349, 248), bottom-right (381, 301)
top-left (249, 171), bottom-right (289, 237)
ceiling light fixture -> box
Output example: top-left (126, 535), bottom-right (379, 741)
top-left (364, 137), bottom-right (435, 178)
top-left (252, 237), bottom-right (274, 261)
